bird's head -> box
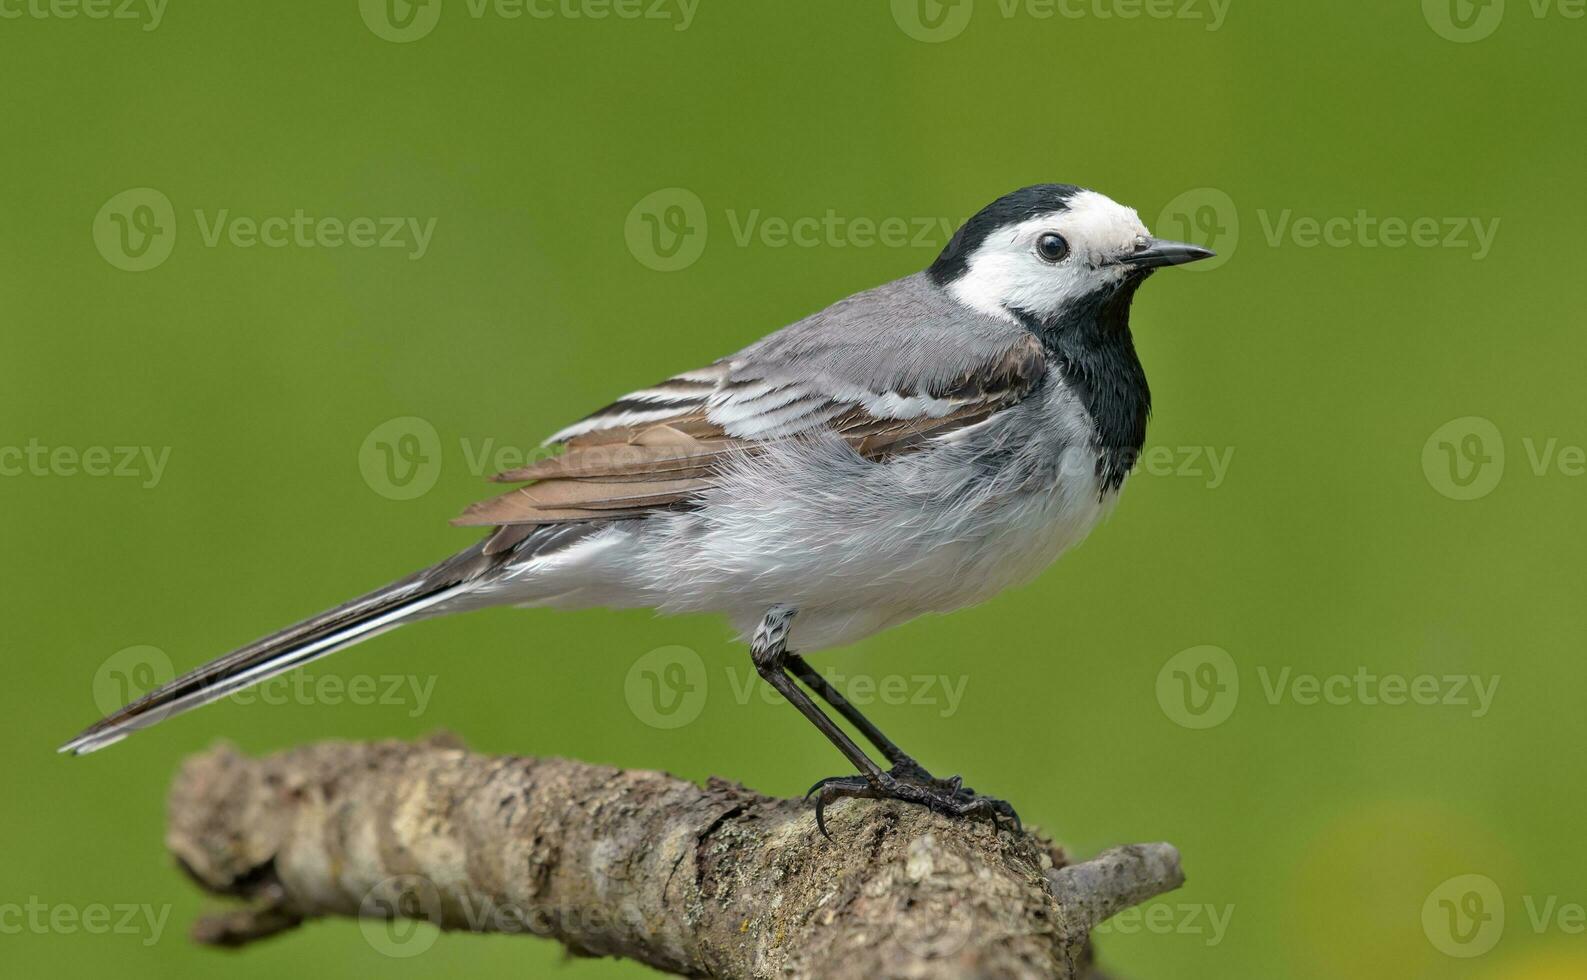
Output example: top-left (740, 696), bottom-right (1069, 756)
top-left (929, 184), bottom-right (1213, 324)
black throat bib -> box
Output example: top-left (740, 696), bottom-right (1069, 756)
top-left (1014, 277), bottom-right (1152, 494)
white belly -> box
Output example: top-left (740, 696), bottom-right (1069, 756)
top-left (481, 384), bottom-right (1119, 651)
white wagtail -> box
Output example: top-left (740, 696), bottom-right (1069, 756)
top-left (63, 184), bottom-right (1213, 832)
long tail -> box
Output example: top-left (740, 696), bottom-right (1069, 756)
top-left (59, 541), bottom-right (507, 756)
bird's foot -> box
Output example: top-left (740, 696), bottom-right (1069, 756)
top-left (806, 765), bottom-right (1021, 838)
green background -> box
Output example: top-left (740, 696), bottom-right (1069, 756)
top-left (3, 1), bottom-right (1584, 977)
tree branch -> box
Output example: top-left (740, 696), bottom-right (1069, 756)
top-left (165, 736), bottom-right (1183, 978)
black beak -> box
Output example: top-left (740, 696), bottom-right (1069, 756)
top-left (1117, 238), bottom-right (1216, 270)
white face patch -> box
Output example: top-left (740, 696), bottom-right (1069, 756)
top-left (947, 190), bottom-right (1151, 320)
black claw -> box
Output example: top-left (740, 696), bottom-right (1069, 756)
top-left (804, 765), bottom-right (1022, 839)
top-left (807, 775), bottom-right (875, 839)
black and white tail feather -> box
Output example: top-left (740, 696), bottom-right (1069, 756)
top-left (57, 547), bottom-right (485, 755)
top-left (59, 525), bottom-right (598, 755)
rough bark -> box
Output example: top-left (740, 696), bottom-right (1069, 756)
top-left (165, 735), bottom-right (1183, 978)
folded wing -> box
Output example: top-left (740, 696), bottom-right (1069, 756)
top-left (455, 277), bottom-right (1048, 551)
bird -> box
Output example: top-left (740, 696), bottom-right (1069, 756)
top-left (61, 183), bottom-right (1213, 833)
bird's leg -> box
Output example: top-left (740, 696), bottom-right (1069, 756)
top-left (750, 605), bottom-right (887, 783)
top-left (784, 652), bottom-right (929, 777)
top-left (751, 605), bottom-right (1019, 836)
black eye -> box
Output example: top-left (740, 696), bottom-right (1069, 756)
top-left (1036, 233), bottom-right (1070, 262)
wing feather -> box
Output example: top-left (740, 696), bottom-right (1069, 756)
top-left (456, 323), bottom-right (1045, 531)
